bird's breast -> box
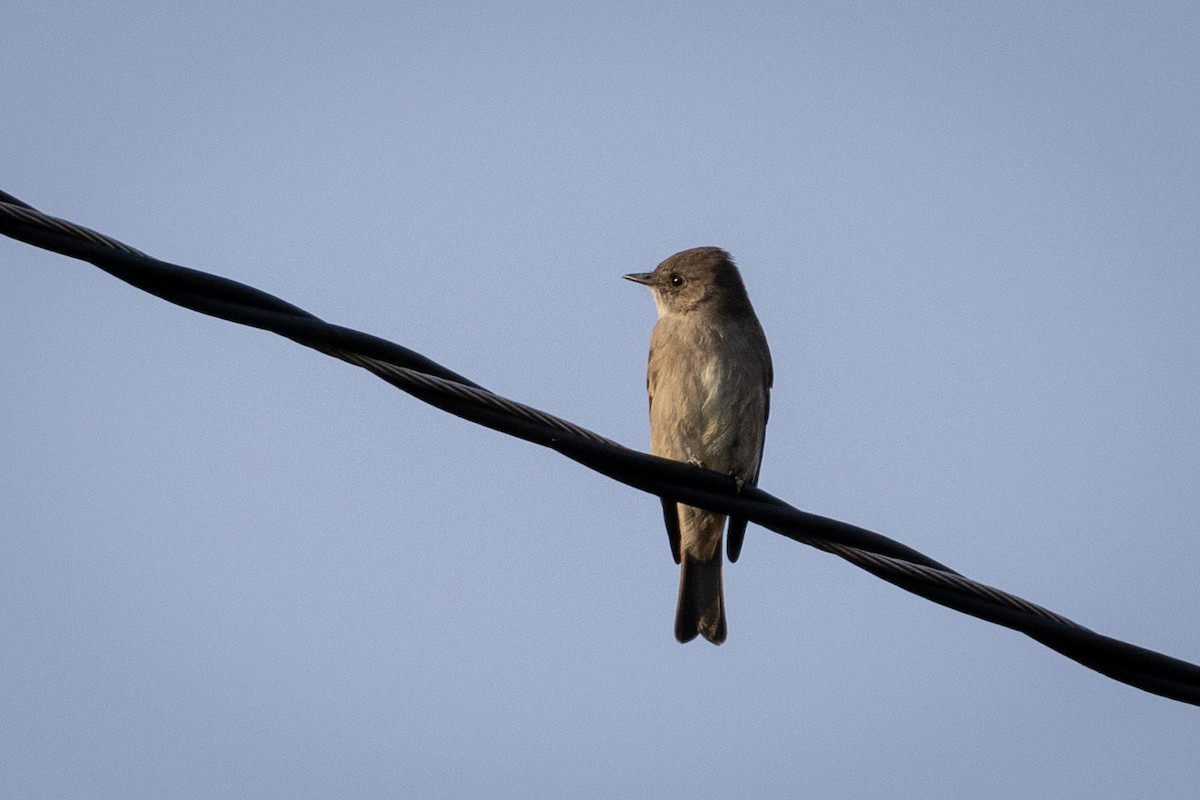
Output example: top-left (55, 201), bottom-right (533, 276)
top-left (648, 317), bottom-right (768, 475)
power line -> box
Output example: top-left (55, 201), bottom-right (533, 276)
top-left (3, 189), bottom-right (1198, 707)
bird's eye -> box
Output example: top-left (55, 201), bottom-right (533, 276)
top-left (669, 274), bottom-right (684, 287)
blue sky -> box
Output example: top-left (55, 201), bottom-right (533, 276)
top-left (3, 2), bottom-right (1198, 797)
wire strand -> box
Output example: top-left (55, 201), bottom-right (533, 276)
top-left (3, 191), bottom-right (1198, 706)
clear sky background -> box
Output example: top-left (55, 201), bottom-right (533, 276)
top-left (3, 2), bottom-right (1198, 797)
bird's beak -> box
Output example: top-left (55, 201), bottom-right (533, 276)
top-left (623, 272), bottom-right (654, 285)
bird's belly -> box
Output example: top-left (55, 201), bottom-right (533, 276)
top-left (664, 356), bottom-right (763, 475)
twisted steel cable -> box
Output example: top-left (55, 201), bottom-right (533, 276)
top-left (3, 189), bottom-right (1197, 706)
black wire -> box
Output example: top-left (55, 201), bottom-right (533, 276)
top-left (3, 191), bottom-right (1198, 707)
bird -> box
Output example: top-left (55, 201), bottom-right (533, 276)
top-left (624, 247), bottom-right (772, 644)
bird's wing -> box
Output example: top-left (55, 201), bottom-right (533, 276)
top-left (647, 341), bottom-right (683, 563)
top-left (727, 356), bottom-right (772, 562)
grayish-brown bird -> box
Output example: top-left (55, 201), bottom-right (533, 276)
top-left (624, 247), bottom-right (773, 644)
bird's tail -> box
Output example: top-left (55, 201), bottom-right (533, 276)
top-left (675, 548), bottom-right (726, 645)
